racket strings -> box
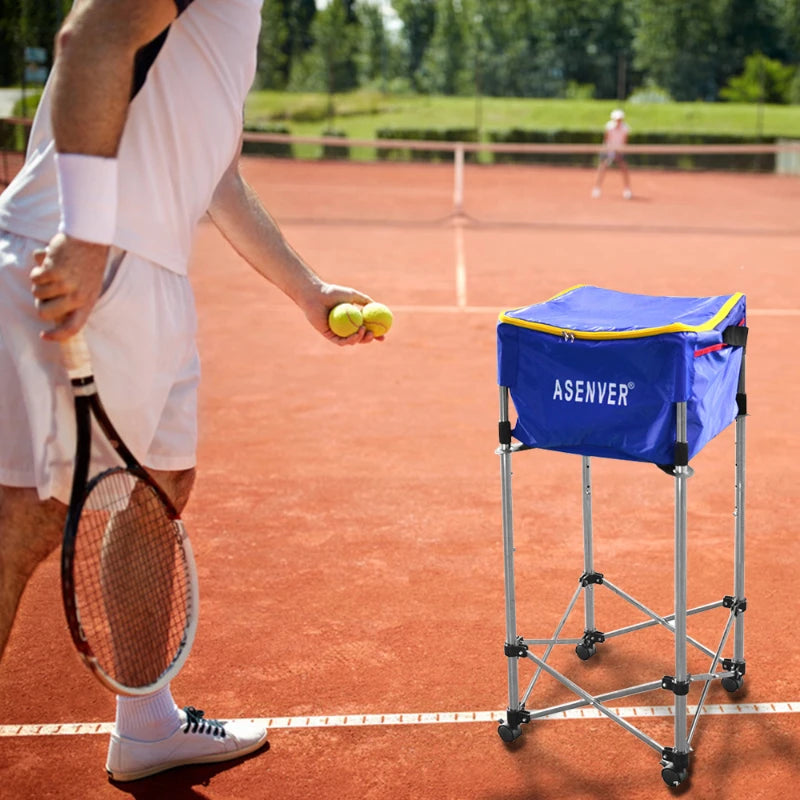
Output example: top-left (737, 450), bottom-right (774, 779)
top-left (72, 470), bottom-right (191, 688)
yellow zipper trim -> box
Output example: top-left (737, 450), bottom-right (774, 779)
top-left (498, 291), bottom-right (743, 340)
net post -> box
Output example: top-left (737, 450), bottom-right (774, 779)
top-left (453, 143), bottom-right (465, 216)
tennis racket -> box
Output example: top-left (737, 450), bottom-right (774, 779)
top-left (60, 330), bottom-right (199, 695)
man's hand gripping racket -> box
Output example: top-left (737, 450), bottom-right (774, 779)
top-left (60, 331), bottom-right (199, 695)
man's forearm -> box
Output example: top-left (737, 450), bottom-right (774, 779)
top-left (208, 167), bottom-right (324, 308)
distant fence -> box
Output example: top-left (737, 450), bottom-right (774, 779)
top-left (5, 116), bottom-right (800, 211)
top-left (238, 130), bottom-right (800, 214)
top-left (0, 117), bottom-right (30, 188)
top-left (239, 129), bottom-right (800, 168)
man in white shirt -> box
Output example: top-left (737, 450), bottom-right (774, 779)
top-left (592, 108), bottom-right (633, 200)
top-left (0, 0), bottom-right (380, 781)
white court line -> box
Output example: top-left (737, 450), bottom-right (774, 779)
top-left (453, 218), bottom-right (468, 308)
top-left (393, 305), bottom-right (496, 314)
top-left (2, 702), bottom-right (798, 738)
top-left (392, 305), bottom-right (800, 316)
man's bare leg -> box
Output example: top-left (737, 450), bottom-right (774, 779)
top-left (0, 487), bottom-right (65, 661)
top-left (148, 467), bottom-right (195, 515)
top-left (0, 468), bottom-right (194, 664)
top-left (619, 159), bottom-right (633, 197)
top-left (593, 160), bottom-right (609, 196)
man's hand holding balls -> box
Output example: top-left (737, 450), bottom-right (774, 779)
top-left (328, 301), bottom-right (393, 342)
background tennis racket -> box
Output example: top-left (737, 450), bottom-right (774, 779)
top-left (60, 330), bottom-right (199, 695)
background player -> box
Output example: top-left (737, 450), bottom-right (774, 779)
top-left (592, 108), bottom-right (633, 200)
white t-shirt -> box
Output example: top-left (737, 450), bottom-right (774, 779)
top-left (0, 0), bottom-right (261, 275)
top-left (604, 120), bottom-right (629, 151)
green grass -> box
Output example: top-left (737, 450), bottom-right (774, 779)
top-left (245, 89), bottom-right (800, 140)
top-left (10, 86), bottom-right (800, 138)
top-left (7, 88), bottom-right (798, 164)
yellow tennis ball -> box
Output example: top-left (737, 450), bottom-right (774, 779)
top-left (362, 302), bottom-right (393, 337)
top-left (328, 303), bottom-right (363, 337)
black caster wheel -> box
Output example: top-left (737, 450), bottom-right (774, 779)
top-left (661, 767), bottom-right (688, 787)
top-left (721, 675), bottom-right (744, 692)
top-left (498, 723), bottom-right (522, 743)
top-left (575, 643), bottom-right (596, 661)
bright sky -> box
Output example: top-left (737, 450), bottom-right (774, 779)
top-left (315, 0), bottom-right (402, 31)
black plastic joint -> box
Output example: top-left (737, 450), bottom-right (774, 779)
top-left (579, 571), bottom-right (604, 587)
top-left (504, 639), bottom-right (528, 658)
top-left (662, 676), bottom-right (691, 696)
top-left (738, 598), bottom-right (748, 615)
top-left (499, 420), bottom-right (512, 446)
top-left (736, 392), bottom-right (747, 416)
top-left (723, 596), bottom-right (747, 615)
top-left (505, 707), bottom-right (531, 728)
top-left (674, 441), bottom-right (689, 467)
top-left (722, 658), bottom-right (746, 677)
top-left (661, 747), bottom-right (690, 771)
top-left (582, 629), bottom-right (605, 644)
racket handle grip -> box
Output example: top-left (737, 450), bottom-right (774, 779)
top-left (60, 330), bottom-right (93, 380)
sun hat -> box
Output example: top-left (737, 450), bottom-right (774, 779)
top-left (610, 109), bottom-right (625, 120)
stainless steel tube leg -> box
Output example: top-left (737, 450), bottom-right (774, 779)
top-left (662, 402), bottom-right (691, 787)
top-left (723, 353), bottom-right (747, 693)
top-left (576, 457), bottom-right (604, 661)
top-left (498, 386), bottom-right (528, 741)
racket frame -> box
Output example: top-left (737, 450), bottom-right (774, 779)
top-left (60, 333), bottom-right (199, 696)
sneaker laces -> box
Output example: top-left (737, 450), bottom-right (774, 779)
top-left (182, 706), bottom-right (227, 737)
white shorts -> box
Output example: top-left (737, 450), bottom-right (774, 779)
top-left (0, 231), bottom-right (200, 503)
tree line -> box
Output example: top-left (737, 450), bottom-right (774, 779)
top-left (3, 1), bottom-right (800, 104)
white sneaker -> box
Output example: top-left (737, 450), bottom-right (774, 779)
top-left (623, 188), bottom-right (632, 199)
top-left (106, 706), bottom-right (269, 782)
top-left (591, 187), bottom-right (601, 198)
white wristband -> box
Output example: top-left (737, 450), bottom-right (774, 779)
top-left (55, 152), bottom-right (118, 245)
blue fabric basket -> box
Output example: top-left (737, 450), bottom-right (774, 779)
top-left (497, 285), bottom-right (747, 464)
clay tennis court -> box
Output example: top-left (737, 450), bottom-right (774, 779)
top-left (1, 156), bottom-right (799, 798)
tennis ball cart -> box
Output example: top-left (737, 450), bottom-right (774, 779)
top-left (495, 286), bottom-right (748, 787)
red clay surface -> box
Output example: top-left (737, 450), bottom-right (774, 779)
top-left (1, 158), bottom-right (799, 798)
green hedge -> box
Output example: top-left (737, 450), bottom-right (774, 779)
top-left (0, 118), bottom-right (31, 153)
top-left (241, 125), bottom-right (351, 160)
top-left (489, 128), bottom-right (601, 166)
top-left (320, 129), bottom-right (350, 161)
top-left (241, 125), bottom-right (293, 158)
top-left (0, 119), bottom-right (30, 187)
top-left (241, 125), bottom-right (777, 172)
top-left (376, 127), bottom-right (479, 162)
top-left (488, 129), bottom-right (775, 172)
top-left (625, 131), bottom-right (775, 172)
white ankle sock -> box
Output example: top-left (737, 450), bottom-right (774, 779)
top-left (114, 685), bottom-right (181, 742)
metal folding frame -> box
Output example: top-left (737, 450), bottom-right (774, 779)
top-left (496, 353), bottom-right (747, 787)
